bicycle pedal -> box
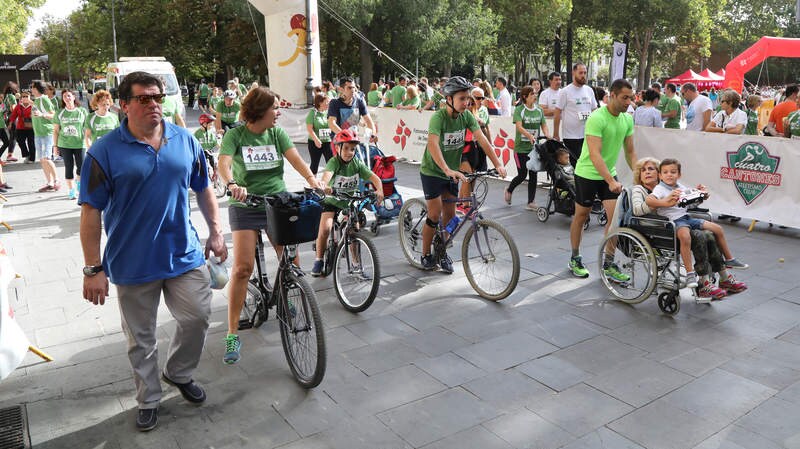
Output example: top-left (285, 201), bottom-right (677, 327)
top-left (237, 319), bottom-right (253, 330)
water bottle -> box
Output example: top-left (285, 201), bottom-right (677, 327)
top-left (444, 216), bottom-right (460, 234)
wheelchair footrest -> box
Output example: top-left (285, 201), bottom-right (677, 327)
top-left (237, 319), bottom-right (253, 331)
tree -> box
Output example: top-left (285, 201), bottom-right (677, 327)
top-left (0, 0), bottom-right (44, 53)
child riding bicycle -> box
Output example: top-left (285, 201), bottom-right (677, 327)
top-left (312, 129), bottom-right (384, 277)
top-left (418, 76), bottom-right (507, 273)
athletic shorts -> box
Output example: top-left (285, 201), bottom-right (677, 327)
top-left (322, 203), bottom-right (340, 213)
top-left (228, 205), bottom-right (268, 231)
top-left (198, 98), bottom-right (208, 107)
top-left (574, 174), bottom-right (619, 207)
top-left (674, 215), bottom-right (705, 231)
top-left (420, 173), bottom-right (458, 200)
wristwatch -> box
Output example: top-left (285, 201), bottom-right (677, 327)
top-left (83, 265), bottom-right (103, 276)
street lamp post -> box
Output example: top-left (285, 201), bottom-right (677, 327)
top-left (65, 26), bottom-right (73, 87)
top-left (111, 0), bottom-right (118, 62)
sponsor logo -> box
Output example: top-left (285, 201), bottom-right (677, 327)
top-left (492, 128), bottom-right (513, 166)
top-left (720, 142), bottom-right (781, 204)
top-left (393, 119), bottom-right (412, 149)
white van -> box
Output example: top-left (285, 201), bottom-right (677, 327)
top-left (106, 57), bottom-right (184, 117)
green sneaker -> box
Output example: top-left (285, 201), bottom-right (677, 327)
top-left (604, 263), bottom-right (630, 283)
top-left (569, 257), bottom-right (590, 278)
top-left (223, 334), bottom-right (241, 365)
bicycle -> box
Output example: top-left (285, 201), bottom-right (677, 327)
top-left (204, 148), bottom-right (227, 198)
top-left (235, 189), bottom-right (327, 388)
top-left (315, 189), bottom-right (381, 313)
top-left (398, 169), bottom-right (520, 301)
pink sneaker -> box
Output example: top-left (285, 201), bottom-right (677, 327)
top-left (719, 276), bottom-right (747, 293)
top-left (698, 281), bottom-right (727, 300)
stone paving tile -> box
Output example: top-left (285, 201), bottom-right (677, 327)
top-left (692, 424), bottom-right (783, 449)
top-left (273, 415), bottom-right (412, 449)
top-left (453, 331), bottom-right (558, 372)
top-left (420, 425), bottom-right (513, 449)
top-left (719, 351), bottom-right (800, 390)
top-left (777, 379), bottom-right (800, 404)
top-left (525, 383), bottom-right (633, 437)
top-left (344, 314), bottom-right (420, 345)
top-left (551, 335), bottom-right (646, 375)
top-left (522, 314), bottom-right (606, 348)
top-left (272, 388), bottom-right (351, 437)
top-left (481, 407), bottom-right (575, 449)
top-left (413, 352), bottom-right (486, 387)
top-left (400, 325), bottom-right (471, 357)
top-left (515, 354), bottom-right (593, 392)
top-left (735, 396), bottom-right (800, 448)
top-left (560, 427), bottom-right (646, 449)
top-left (463, 369), bottom-right (553, 413)
top-left (660, 347), bottom-right (731, 377)
top-left (752, 338), bottom-right (800, 370)
top-left (585, 357), bottom-right (694, 407)
top-left (376, 387), bottom-right (501, 448)
top-left (341, 338), bottom-right (427, 375)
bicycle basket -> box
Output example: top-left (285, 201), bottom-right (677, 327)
top-left (265, 197), bottom-right (322, 245)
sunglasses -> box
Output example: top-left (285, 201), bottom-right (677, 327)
top-left (474, 96), bottom-right (485, 100)
top-left (127, 94), bottom-right (166, 104)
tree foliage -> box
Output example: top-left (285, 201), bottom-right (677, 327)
top-left (1, 0), bottom-right (45, 53)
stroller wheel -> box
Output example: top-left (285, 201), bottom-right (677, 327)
top-left (598, 210), bottom-right (608, 226)
top-left (536, 207), bottom-right (549, 222)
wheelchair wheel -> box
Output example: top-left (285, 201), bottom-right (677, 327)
top-left (598, 227), bottom-right (657, 304)
top-left (658, 291), bottom-right (680, 315)
top-left (536, 207), bottom-right (549, 222)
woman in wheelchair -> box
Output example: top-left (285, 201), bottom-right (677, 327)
top-left (632, 158), bottom-right (747, 300)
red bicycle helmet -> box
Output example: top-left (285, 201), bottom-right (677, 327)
top-left (333, 128), bottom-right (360, 145)
top-left (199, 113), bottom-right (215, 126)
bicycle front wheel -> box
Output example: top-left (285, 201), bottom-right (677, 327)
top-left (278, 272), bottom-right (326, 388)
top-left (473, 177), bottom-right (489, 209)
top-left (462, 219), bottom-right (520, 301)
top-left (398, 197), bottom-right (428, 269)
top-left (334, 234), bottom-right (381, 313)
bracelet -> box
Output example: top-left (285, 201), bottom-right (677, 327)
top-left (226, 181), bottom-right (237, 187)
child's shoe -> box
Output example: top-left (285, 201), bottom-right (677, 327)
top-left (719, 275), bottom-right (747, 293)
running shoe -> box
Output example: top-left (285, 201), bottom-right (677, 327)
top-left (53, 181), bottom-right (61, 191)
top-left (5, 156), bottom-right (17, 162)
top-left (311, 259), bottom-right (324, 277)
top-left (698, 281), bottom-right (727, 300)
top-left (68, 188), bottom-right (77, 200)
top-left (439, 253), bottom-right (454, 274)
top-left (725, 258), bottom-right (749, 270)
top-left (569, 256), bottom-right (589, 278)
top-left (223, 334), bottom-right (241, 365)
top-left (685, 272), bottom-right (699, 289)
top-left (504, 189), bottom-right (512, 205)
top-left (525, 202), bottom-right (538, 211)
top-left (38, 184), bottom-right (54, 192)
top-left (604, 263), bottom-right (631, 283)
top-left (719, 276), bottom-right (747, 293)
top-left (421, 254), bottom-right (437, 271)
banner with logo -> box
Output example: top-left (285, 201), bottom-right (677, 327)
top-left (611, 42), bottom-right (627, 82)
top-left (630, 127), bottom-right (798, 228)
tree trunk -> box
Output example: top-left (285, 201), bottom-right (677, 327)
top-left (443, 60), bottom-right (452, 78)
top-left (359, 31), bottom-right (373, 88)
top-left (644, 48), bottom-right (653, 86)
top-left (566, 19), bottom-right (573, 84)
top-left (554, 27), bottom-right (562, 74)
top-left (635, 29), bottom-right (654, 91)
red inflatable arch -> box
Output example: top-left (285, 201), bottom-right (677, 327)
top-left (724, 36), bottom-right (800, 92)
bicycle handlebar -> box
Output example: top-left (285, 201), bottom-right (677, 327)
top-left (226, 188), bottom-right (325, 208)
top-left (460, 168), bottom-right (499, 180)
top-left (329, 188), bottom-right (377, 203)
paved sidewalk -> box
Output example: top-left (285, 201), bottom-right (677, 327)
top-left (1, 150), bottom-right (800, 449)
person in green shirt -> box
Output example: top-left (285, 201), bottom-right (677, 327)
top-left (161, 94), bottom-right (185, 127)
top-left (1, 82), bottom-right (18, 161)
top-left (305, 93), bottom-right (333, 174)
top-left (310, 129), bottom-right (384, 277)
top-left (366, 83), bottom-right (382, 107)
top-left (568, 79), bottom-right (638, 280)
top-left (217, 86), bottom-right (322, 365)
top-left (418, 76), bottom-right (507, 273)
top-left (31, 80), bottom-right (60, 192)
top-left (197, 79), bottom-right (210, 113)
top-left (661, 83), bottom-right (682, 129)
top-left (785, 109), bottom-right (800, 139)
top-left (389, 76), bottom-right (408, 109)
top-left (505, 86), bottom-right (550, 211)
top-left (744, 95), bottom-right (762, 135)
top-left (215, 90), bottom-right (241, 133)
top-left (84, 90), bottom-right (120, 146)
top-left (208, 85), bottom-right (222, 115)
top-left (53, 89), bottom-right (89, 199)
top-left (396, 86), bottom-right (421, 110)
top-left (193, 113), bottom-right (219, 152)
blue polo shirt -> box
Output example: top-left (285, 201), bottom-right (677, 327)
top-left (78, 118), bottom-right (209, 285)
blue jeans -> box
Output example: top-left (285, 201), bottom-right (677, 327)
top-left (34, 134), bottom-right (53, 160)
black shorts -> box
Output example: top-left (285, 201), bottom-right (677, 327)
top-left (574, 174), bottom-right (619, 207)
top-left (199, 98), bottom-right (209, 107)
top-left (322, 203), bottom-right (340, 213)
top-left (420, 173), bottom-right (458, 200)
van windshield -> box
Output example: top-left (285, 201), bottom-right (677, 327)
top-left (155, 74), bottom-right (180, 96)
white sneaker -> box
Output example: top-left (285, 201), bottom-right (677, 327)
top-left (685, 272), bottom-right (699, 289)
top-left (525, 202), bottom-right (538, 211)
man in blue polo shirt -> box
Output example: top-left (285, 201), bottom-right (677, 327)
top-left (78, 71), bottom-right (227, 432)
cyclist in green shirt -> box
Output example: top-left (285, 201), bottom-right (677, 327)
top-left (215, 90), bottom-right (241, 133)
top-left (217, 87), bottom-right (322, 365)
top-left (418, 76), bottom-right (507, 273)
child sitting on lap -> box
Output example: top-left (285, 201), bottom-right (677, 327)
top-left (646, 158), bottom-right (748, 293)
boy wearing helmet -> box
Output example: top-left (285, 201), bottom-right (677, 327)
top-left (311, 129), bottom-right (384, 276)
top-left (215, 90), bottom-right (241, 133)
top-left (418, 76), bottom-right (507, 273)
top-left (194, 113), bottom-right (218, 152)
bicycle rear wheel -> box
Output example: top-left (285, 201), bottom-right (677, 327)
top-left (398, 198), bottom-right (428, 269)
top-left (462, 218), bottom-right (520, 301)
top-left (241, 279), bottom-right (266, 329)
top-left (333, 234), bottom-right (380, 313)
top-left (278, 272), bottom-right (326, 388)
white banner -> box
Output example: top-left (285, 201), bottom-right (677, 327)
top-left (0, 243), bottom-right (29, 380)
top-left (611, 42), bottom-right (626, 82)
top-left (250, 0), bottom-right (321, 107)
top-left (629, 127), bottom-right (799, 228)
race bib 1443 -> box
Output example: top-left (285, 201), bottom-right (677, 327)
top-left (243, 145), bottom-right (280, 170)
top-left (442, 130), bottom-right (465, 150)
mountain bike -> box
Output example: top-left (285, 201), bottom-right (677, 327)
top-left (398, 170), bottom-right (520, 301)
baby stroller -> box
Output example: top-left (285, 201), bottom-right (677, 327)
top-left (533, 138), bottom-right (607, 230)
top-left (355, 142), bottom-right (404, 236)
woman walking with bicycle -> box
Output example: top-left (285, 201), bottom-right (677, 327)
top-left (417, 76), bottom-right (506, 273)
top-left (218, 87), bottom-right (322, 365)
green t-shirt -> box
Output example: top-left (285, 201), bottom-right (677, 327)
top-left (655, 93), bottom-right (668, 113)
top-left (217, 101), bottom-right (240, 124)
top-left (401, 96), bottom-right (421, 109)
top-left (1, 95), bottom-right (16, 129)
top-left (220, 125), bottom-right (292, 206)
top-left (239, 84), bottom-right (248, 97)
top-left (430, 91), bottom-right (445, 110)
top-left (786, 110), bottom-right (800, 137)
top-left (194, 127), bottom-right (218, 151)
top-left (305, 109), bottom-right (331, 142)
top-left (323, 156), bottom-right (374, 210)
top-left (85, 111), bottom-right (119, 143)
top-left (55, 107), bottom-right (88, 148)
top-left (662, 96), bottom-right (681, 129)
top-left (475, 106), bottom-right (490, 127)
top-left (209, 95), bottom-right (223, 111)
top-left (575, 106), bottom-right (634, 181)
top-left (420, 108), bottom-right (479, 179)
top-left (366, 90), bottom-right (382, 107)
top-left (162, 96), bottom-right (181, 124)
top-left (390, 85), bottom-right (406, 108)
top-left (745, 109), bottom-right (759, 135)
top-left (198, 83), bottom-right (209, 99)
top-left (326, 90), bottom-right (337, 99)
top-left (32, 96), bottom-right (55, 137)
top-left (512, 104), bottom-right (544, 154)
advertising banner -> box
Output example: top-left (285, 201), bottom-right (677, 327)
top-left (611, 42), bottom-right (627, 82)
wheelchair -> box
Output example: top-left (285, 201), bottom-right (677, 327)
top-left (597, 187), bottom-right (712, 315)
